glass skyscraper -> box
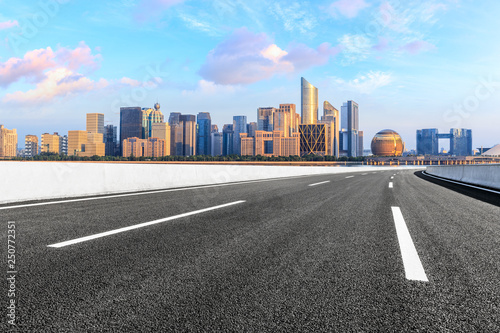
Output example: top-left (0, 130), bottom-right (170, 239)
top-left (196, 112), bottom-right (212, 155)
top-left (341, 100), bottom-right (359, 157)
top-left (120, 107), bottom-right (143, 154)
top-left (222, 124), bottom-right (234, 156)
top-left (301, 77), bottom-right (318, 125)
top-left (232, 115), bottom-right (247, 155)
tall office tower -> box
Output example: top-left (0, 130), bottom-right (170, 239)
top-left (144, 103), bottom-right (164, 138)
top-left (120, 107), bottom-right (143, 154)
top-left (450, 128), bottom-right (473, 156)
top-left (211, 124), bottom-right (219, 133)
top-left (0, 125), bottom-right (17, 158)
top-left (68, 131), bottom-right (88, 156)
top-left (273, 109), bottom-right (290, 137)
top-left (197, 112), bottom-right (212, 155)
top-left (151, 122), bottom-right (171, 156)
top-left (25, 135), bottom-right (39, 157)
top-left (247, 122), bottom-right (258, 138)
top-left (358, 131), bottom-right (364, 157)
top-left (322, 101), bottom-right (340, 157)
top-left (240, 133), bottom-right (255, 155)
top-left (279, 104), bottom-right (297, 133)
top-left (59, 135), bottom-right (68, 155)
top-left (86, 113), bottom-right (104, 137)
top-left (169, 112), bottom-right (181, 125)
top-left (222, 124), bottom-right (234, 156)
top-left (104, 125), bottom-right (118, 156)
top-left (232, 115), bottom-right (247, 155)
top-left (416, 128), bottom-right (439, 155)
top-left (211, 132), bottom-right (223, 156)
top-left (301, 77), bottom-right (318, 125)
top-left (257, 107), bottom-right (275, 131)
top-left (180, 114), bottom-right (196, 156)
top-left (341, 100), bottom-right (359, 157)
top-left (168, 112), bottom-right (183, 155)
top-left (41, 133), bottom-right (60, 154)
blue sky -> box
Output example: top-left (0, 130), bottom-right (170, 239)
top-left (1, 0), bottom-right (499, 150)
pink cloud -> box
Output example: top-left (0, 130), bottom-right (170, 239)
top-left (373, 37), bottom-right (390, 52)
top-left (0, 20), bottom-right (18, 30)
top-left (0, 42), bottom-right (101, 87)
top-left (328, 0), bottom-right (370, 18)
top-left (3, 68), bottom-right (108, 104)
top-left (198, 28), bottom-right (339, 85)
top-left (401, 40), bottom-right (436, 54)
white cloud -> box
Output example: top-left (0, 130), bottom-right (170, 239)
top-left (328, 0), bottom-right (370, 18)
top-left (182, 79), bottom-right (240, 96)
top-left (331, 71), bottom-right (393, 94)
top-left (271, 2), bottom-right (317, 35)
top-left (338, 34), bottom-right (372, 64)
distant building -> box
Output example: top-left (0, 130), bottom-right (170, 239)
top-left (279, 103), bottom-right (298, 133)
top-left (59, 135), bottom-right (68, 155)
top-left (341, 100), bottom-right (359, 157)
top-left (247, 122), bottom-right (258, 138)
top-left (371, 130), bottom-right (404, 156)
top-left (358, 131), bottom-right (364, 158)
top-left (41, 133), bottom-right (60, 154)
top-left (416, 128), bottom-right (439, 155)
top-left (180, 114), bottom-right (196, 156)
top-left (257, 107), bottom-right (275, 131)
top-left (211, 124), bottom-right (219, 133)
top-left (299, 124), bottom-right (327, 156)
top-left (222, 124), bottom-right (233, 156)
top-left (197, 112), bottom-right (211, 155)
top-left (211, 132), bottom-right (223, 156)
top-left (151, 122), bottom-right (171, 156)
top-left (322, 101), bottom-right (340, 157)
top-left (120, 107), bottom-right (143, 154)
top-left (68, 130), bottom-right (87, 156)
top-left (301, 77), bottom-right (318, 125)
top-left (240, 130), bottom-right (300, 157)
top-left (104, 125), bottom-right (118, 156)
top-left (232, 115), bottom-right (247, 155)
top-left (122, 137), bottom-right (167, 157)
top-left (416, 128), bottom-right (472, 156)
top-left (142, 103), bottom-right (164, 139)
top-left (86, 113), bottom-right (104, 137)
top-left (0, 125), bottom-right (17, 158)
top-left (25, 135), bottom-right (39, 157)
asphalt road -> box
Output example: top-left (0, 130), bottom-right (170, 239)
top-left (1, 169), bottom-right (499, 332)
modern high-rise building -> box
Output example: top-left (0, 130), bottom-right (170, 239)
top-left (211, 124), bottom-right (219, 133)
top-left (211, 132), bottom-right (223, 156)
top-left (104, 125), bottom-right (118, 156)
top-left (273, 109), bottom-right (290, 137)
top-left (180, 114), bottom-right (196, 156)
top-left (86, 113), bottom-right (104, 137)
top-left (151, 122), bottom-right (171, 156)
top-left (358, 131), bottom-right (364, 157)
top-left (142, 103), bottom-right (164, 139)
top-left (41, 133), bottom-right (60, 154)
top-left (25, 135), bottom-right (39, 157)
top-left (120, 107), bottom-right (143, 154)
top-left (232, 115), bottom-right (247, 155)
top-left (322, 101), bottom-right (340, 157)
top-left (416, 128), bottom-right (472, 156)
top-left (0, 125), bottom-right (17, 158)
top-left (222, 124), bottom-right (233, 156)
top-left (197, 112), bottom-right (212, 155)
top-left (257, 107), bottom-right (275, 131)
top-left (341, 100), bottom-right (359, 157)
top-left (279, 103), bottom-right (298, 133)
top-left (301, 77), bottom-right (318, 125)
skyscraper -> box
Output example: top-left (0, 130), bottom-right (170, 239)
top-left (341, 100), bottom-right (359, 157)
top-left (322, 101), bottom-right (340, 157)
top-left (301, 77), bottom-right (318, 125)
top-left (86, 113), bottom-right (104, 137)
top-left (222, 124), bottom-right (233, 156)
top-left (450, 128), bottom-right (472, 156)
top-left (104, 125), bottom-right (118, 156)
top-left (279, 103), bottom-right (297, 133)
top-left (143, 103), bottom-right (164, 139)
top-left (247, 122), bottom-right (257, 138)
top-left (0, 125), bottom-right (17, 158)
top-left (232, 115), bottom-right (247, 155)
top-left (120, 107), bottom-right (143, 154)
top-left (211, 132), bottom-right (223, 156)
top-left (151, 122), bottom-right (171, 156)
top-left (180, 114), bottom-right (196, 156)
top-left (197, 112), bottom-right (212, 155)
top-left (416, 129), bottom-right (439, 155)
top-left (257, 107), bottom-right (275, 131)
top-left (68, 130), bottom-right (87, 156)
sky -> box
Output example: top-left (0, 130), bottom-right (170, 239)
top-left (1, 0), bottom-right (499, 150)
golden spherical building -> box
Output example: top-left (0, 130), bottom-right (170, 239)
top-left (371, 129), bottom-right (404, 156)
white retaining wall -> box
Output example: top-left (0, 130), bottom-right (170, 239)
top-left (1, 162), bottom-right (421, 204)
top-left (426, 165), bottom-right (500, 190)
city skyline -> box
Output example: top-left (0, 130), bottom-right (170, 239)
top-left (1, 1), bottom-right (499, 150)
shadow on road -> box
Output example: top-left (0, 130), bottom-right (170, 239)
top-left (415, 171), bottom-right (500, 207)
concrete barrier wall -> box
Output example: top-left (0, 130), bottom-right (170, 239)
top-left (1, 161), bottom-right (421, 204)
top-left (426, 164), bottom-right (500, 190)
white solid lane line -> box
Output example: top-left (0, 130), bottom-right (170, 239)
top-left (345, 176), bottom-right (354, 179)
top-left (308, 180), bottom-right (331, 187)
top-left (48, 200), bottom-right (246, 248)
top-left (391, 207), bottom-right (428, 282)
top-left (361, 173), bottom-right (368, 175)
top-left (0, 175), bottom-right (313, 211)
top-left (389, 182), bottom-right (393, 188)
